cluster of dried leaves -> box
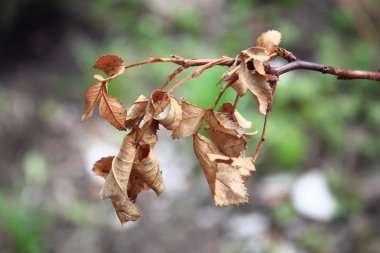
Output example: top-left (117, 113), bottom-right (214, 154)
top-left (81, 30), bottom-right (282, 224)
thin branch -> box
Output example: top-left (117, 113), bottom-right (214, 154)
top-left (267, 60), bottom-right (380, 81)
top-left (252, 109), bottom-right (269, 163)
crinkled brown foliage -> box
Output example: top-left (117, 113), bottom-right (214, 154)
top-left (83, 30), bottom-right (282, 223)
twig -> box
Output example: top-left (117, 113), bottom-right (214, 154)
top-left (252, 108), bottom-right (269, 163)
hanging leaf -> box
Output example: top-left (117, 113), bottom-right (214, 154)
top-left (172, 99), bottom-right (205, 139)
top-left (111, 133), bottom-right (137, 197)
top-left (193, 134), bottom-right (220, 196)
top-left (157, 96), bottom-right (182, 130)
top-left (133, 144), bottom-right (164, 196)
top-left (255, 30), bottom-right (281, 54)
top-left (238, 60), bottom-right (272, 115)
top-left (219, 102), bottom-right (252, 129)
top-left (214, 163), bottom-right (249, 206)
top-left (150, 90), bottom-right (170, 117)
top-left (99, 85), bottom-right (127, 130)
top-left (205, 127), bottom-right (247, 158)
top-left (125, 95), bottom-right (149, 128)
top-left (241, 47), bottom-right (270, 61)
top-left (92, 54), bottom-right (125, 77)
top-left (92, 156), bottom-right (114, 179)
top-left (127, 170), bottom-right (150, 201)
top-left (100, 168), bottom-right (141, 223)
top-left (203, 109), bottom-right (245, 137)
top-left (80, 82), bottom-right (103, 121)
top-left (208, 154), bottom-right (256, 181)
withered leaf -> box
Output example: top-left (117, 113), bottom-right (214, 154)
top-left (128, 170), bottom-right (150, 201)
top-left (138, 120), bottom-right (159, 147)
top-left (100, 169), bottom-right (141, 223)
top-left (125, 95), bottom-right (149, 128)
top-left (92, 156), bottom-right (114, 179)
top-left (133, 144), bottom-right (164, 196)
top-left (241, 47), bottom-right (270, 62)
top-left (150, 90), bottom-right (170, 117)
top-left (99, 85), bottom-right (127, 130)
top-left (253, 59), bottom-right (266, 76)
top-left (214, 163), bottom-right (249, 206)
top-left (81, 82), bottom-right (103, 121)
top-left (193, 134), bottom-right (220, 195)
top-left (219, 102), bottom-right (252, 129)
top-left (111, 133), bottom-right (137, 197)
top-left (208, 154), bottom-right (256, 181)
top-left (205, 127), bottom-right (247, 158)
top-left (238, 61), bottom-right (272, 115)
top-left (230, 79), bottom-right (248, 97)
top-left (172, 99), bottom-right (205, 139)
top-left (92, 54), bottom-right (125, 77)
top-left (203, 109), bottom-right (245, 137)
top-left (255, 30), bottom-right (281, 54)
top-left (157, 96), bottom-right (182, 130)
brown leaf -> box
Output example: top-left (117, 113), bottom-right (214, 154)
top-left (110, 133), bottom-right (137, 197)
top-left (157, 96), bottom-right (182, 130)
top-left (127, 170), bottom-right (150, 201)
top-left (99, 85), bottom-right (127, 130)
top-left (214, 163), bottom-right (249, 206)
top-left (255, 30), bottom-right (281, 54)
top-left (92, 156), bottom-right (114, 179)
top-left (193, 134), bottom-right (220, 195)
top-left (125, 95), bottom-right (149, 128)
top-left (100, 169), bottom-right (141, 223)
top-left (150, 90), bottom-right (170, 117)
top-left (238, 61), bottom-right (272, 115)
top-left (241, 47), bottom-right (270, 61)
top-left (172, 99), bottom-right (205, 139)
top-left (207, 154), bottom-right (256, 181)
top-left (139, 120), bottom-right (160, 148)
top-left (203, 109), bottom-right (245, 137)
top-left (80, 82), bottom-right (103, 121)
top-left (219, 102), bottom-right (252, 129)
top-left (253, 59), bottom-right (266, 76)
top-left (230, 79), bottom-right (248, 97)
top-left (92, 54), bottom-right (124, 77)
top-left (133, 144), bottom-right (164, 196)
top-left (205, 127), bottom-right (247, 158)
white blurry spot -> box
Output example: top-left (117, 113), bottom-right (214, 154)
top-left (224, 212), bottom-right (269, 239)
top-left (157, 103), bottom-right (170, 120)
top-left (291, 170), bottom-right (338, 222)
top-left (257, 173), bottom-right (295, 207)
top-left (196, 206), bottom-right (226, 229)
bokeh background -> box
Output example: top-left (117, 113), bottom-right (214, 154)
top-left (1, 0), bottom-right (380, 252)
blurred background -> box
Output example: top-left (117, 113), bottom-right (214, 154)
top-left (1, 0), bottom-right (380, 252)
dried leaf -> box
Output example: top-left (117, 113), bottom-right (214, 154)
top-left (241, 47), bottom-right (270, 61)
top-left (92, 156), bottom-right (114, 179)
top-left (139, 120), bottom-right (159, 147)
top-left (128, 170), bottom-right (150, 201)
top-left (203, 109), bottom-right (245, 137)
top-left (110, 133), bottom-right (137, 197)
top-left (172, 99), bottom-right (205, 139)
top-left (253, 59), bottom-right (266, 76)
top-left (133, 144), bottom-right (164, 196)
top-left (214, 163), bottom-right (249, 206)
top-left (99, 85), bottom-right (127, 130)
top-left (238, 61), bottom-right (272, 115)
top-left (125, 95), bottom-right (149, 128)
top-left (230, 79), bottom-right (248, 96)
top-left (80, 82), bottom-right (103, 121)
top-left (92, 54), bottom-right (124, 76)
top-left (208, 154), bottom-right (256, 181)
top-left (219, 102), bottom-right (252, 129)
top-left (193, 134), bottom-right (220, 195)
top-left (205, 127), bottom-right (247, 158)
top-left (157, 96), bottom-right (182, 130)
top-left (100, 169), bottom-right (141, 223)
top-left (255, 30), bottom-right (281, 54)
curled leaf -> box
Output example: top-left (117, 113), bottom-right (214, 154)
top-left (92, 156), bottom-right (114, 179)
top-left (125, 95), bottom-right (149, 128)
top-left (172, 99), bottom-right (205, 139)
top-left (207, 154), bottom-right (256, 181)
top-left (241, 47), bottom-right (270, 62)
top-left (255, 30), bottom-right (281, 54)
top-left (80, 82), bottom-right (103, 121)
top-left (92, 54), bottom-right (124, 76)
top-left (219, 102), bottom-right (252, 129)
top-left (205, 127), bottom-right (247, 158)
top-left (127, 170), bottom-right (150, 201)
top-left (203, 109), bottom-right (245, 137)
top-left (157, 96), bottom-right (182, 130)
top-left (111, 133), bottom-right (137, 197)
top-left (133, 144), bottom-right (164, 196)
top-left (238, 60), bottom-right (272, 115)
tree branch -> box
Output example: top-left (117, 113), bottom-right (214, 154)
top-left (267, 60), bottom-right (380, 81)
